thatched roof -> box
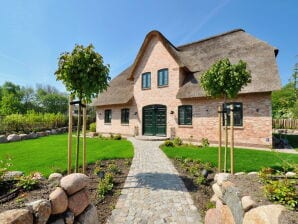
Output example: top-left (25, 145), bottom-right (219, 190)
top-left (176, 29), bottom-right (281, 98)
top-left (92, 29), bottom-right (281, 106)
top-left (91, 66), bottom-right (133, 106)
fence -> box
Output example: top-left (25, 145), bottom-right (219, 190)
top-left (272, 119), bottom-right (298, 129)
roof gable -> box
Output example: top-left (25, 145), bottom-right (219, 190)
top-left (128, 30), bottom-right (186, 80)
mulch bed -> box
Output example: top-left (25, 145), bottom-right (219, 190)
top-left (170, 159), bottom-right (298, 223)
top-left (0, 159), bottom-right (131, 224)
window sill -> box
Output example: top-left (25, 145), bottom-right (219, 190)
top-left (142, 88), bottom-right (151, 90)
top-left (104, 123), bottom-right (111, 125)
top-left (158, 85), bottom-right (168, 88)
top-left (121, 123), bottom-right (129, 126)
top-left (178, 125), bottom-right (193, 128)
top-left (223, 126), bottom-right (244, 130)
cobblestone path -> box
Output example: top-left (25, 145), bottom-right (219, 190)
top-left (107, 138), bottom-right (202, 224)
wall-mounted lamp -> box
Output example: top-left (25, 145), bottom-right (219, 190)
top-left (170, 111), bottom-right (174, 114)
top-left (256, 108), bottom-right (259, 112)
top-left (99, 112), bottom-right (102, 115)
top-left (134, 112), bottom-right (138, 115)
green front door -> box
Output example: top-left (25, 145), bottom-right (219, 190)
top-left (143, 105), bottom-right (166, 136)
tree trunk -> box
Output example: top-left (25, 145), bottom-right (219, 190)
top-left (75, 101), bottom-right (81, 173)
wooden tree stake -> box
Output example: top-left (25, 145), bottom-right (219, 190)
top-left (75, 103), bottom-right (81, 173)
top-left (82, 101), bottom-right (87, 174)
top-left (224, 110), bottom-right (228, 173)
top-left (67, 96), bottom-right (73, 174)
top-left (230, 104), bottom-right (234, 174)
top-left (218, 105), bottom-right (222, 172)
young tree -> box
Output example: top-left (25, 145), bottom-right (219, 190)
top-left (200, 58), bottom-right (251, 173)
top-left (55, 44), bottom-right (110, 172)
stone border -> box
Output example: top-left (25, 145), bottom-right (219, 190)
top-left (205, 172), bottom-right (288, 224)
top-left (0, 173), bottom-right (98, 224)
top-left (0, 127), bottom-right (68, 144)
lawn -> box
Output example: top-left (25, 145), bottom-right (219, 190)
top-left (0, 134), bottom-right (133, 177)
top-left (161, 145), bottom-right (298, 172)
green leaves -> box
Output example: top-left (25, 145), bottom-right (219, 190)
top-left (55, 44), bottom-right (110, 102)
top-left (200, 58), bottom-right (251, 99)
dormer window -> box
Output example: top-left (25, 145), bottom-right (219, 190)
top-left (142, 72), bottom-right (151, 89)
top-left (158, 68), bottom-right (168, 87)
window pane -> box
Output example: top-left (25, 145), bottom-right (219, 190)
top-left (222, 103), bottom-right (242, 126)
top-left (121, 108), bottom-right (129, 124)
top-left (105, 109), bottom-right (111, 123)
top-left (158, 69), bottom-right (168, 86)
top-left (178, 105), bottom-right (192, 125)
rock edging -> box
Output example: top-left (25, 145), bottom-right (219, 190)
top-left (205, 172), bottom-right (286, 224)
top-left (0, 173), bottom-right (98, 224)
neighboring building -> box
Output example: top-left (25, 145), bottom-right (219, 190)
top-left (92, 29), bottom-right (281, 148)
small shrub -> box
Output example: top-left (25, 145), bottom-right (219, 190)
top-left (195, 175), bottom-right (207, 185)
top-left (164, 140), bottom-right (174, 147)
top-left (201, 138), bottom-right (210, 147)
top-left (113, 134), bottom-right (122, 140)
top-left (97, 172), bottom-right (114, 200)
top-left (16, 174), bottom-right (39, 191)
top-left (173, 137), bottom-right (183, 146)
top-left (108, 164), bottom-right (120, 174)
top-left (264, 179), bottom-right (298, 209)
top-left (0, 155), bottom-right (13, 182)
top-left (89, 122), bottom-right (96, 132)
top-left (124, 160), bottom-right (132, 166)
top-left (109, 133), bottom-right (114, 139)
top-left (93, 166), bottom-right (102, 175)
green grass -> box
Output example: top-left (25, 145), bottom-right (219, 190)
top-left (161, 145), bottom-right (298, 172)
top-left (0, 134), bottom-right (133, 177)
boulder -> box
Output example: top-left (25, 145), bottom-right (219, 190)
top-left (285, 171), bottom-right (296, 177)
top-left (49, 187), bottom-right (68, 214)
top-left (60, 173), bottom-right (89, 195)
top-left (205, 208), bottom-right (220, 224)
top-left (214, 173), bottom-right (231, 185)
top-left (234, 172), bottom-right (245, 176)
top-left (241, 196), bottom-right (256, 212)
top-left (32, 172), bottom-right (45, 180)
top-left (221, 205), bottom-right (236, 224)
top-left (27, 133), bottom-right (38, 139)
top-left (68, 188), bottom-right (89, 216)
top-left (48, 173), bottom-right (63, 184)
top-left (212, 183), bottom-right (223, 199)
top-left (51, 129), bottom-right (57, 135)
top-left (247, 172), bottom-right (258, 175)
top-left (243, 204), bottom-right (285, 224)
top-left (7, 134), bottom-right (21, 142)
top-left (76, 204), bottom-right (98, 224)
top-left (19, 133), bottom-right (28, 140)
top-left (36, 132), bottom-right (47, 137)
top-left (210, 194), bottom-right (219, 203)
top-left (3, 171), bottom-right (24, 180)
top-left (26, 199), bottom-right (51, 224)
top-left (0, 135), bottom-right (8, 143)
top-left (222, 182), bottom-right (243, 224)
top-left (0, 209), bottom-right (33, 224)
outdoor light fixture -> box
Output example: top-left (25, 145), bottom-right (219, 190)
top-left (98, 171), bottom-right (105, 180)
top-left (134, 112), bottom-right (138, 115)
top-left (256, 108), bottom-right (259, 112)
top-left (170, 111), bottom-right (174, 114)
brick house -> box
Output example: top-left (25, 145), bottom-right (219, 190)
top-left (92, 29), bottom-right (281, 148)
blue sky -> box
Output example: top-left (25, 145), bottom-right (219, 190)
top-left (0, 0), bottom-right (297, 92)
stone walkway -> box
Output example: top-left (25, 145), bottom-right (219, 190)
top-left (107, 138), bottom-right (202, 224)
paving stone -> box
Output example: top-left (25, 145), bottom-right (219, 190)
top-left (107, 138), bottom-right (202, 223)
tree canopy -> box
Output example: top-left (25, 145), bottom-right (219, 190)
top-left (200, 58), bottom-right (251, 100)
top-left (272, 64), bottom-right (298, 118)
top-left (55, 44), bottom-right (110, 102)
